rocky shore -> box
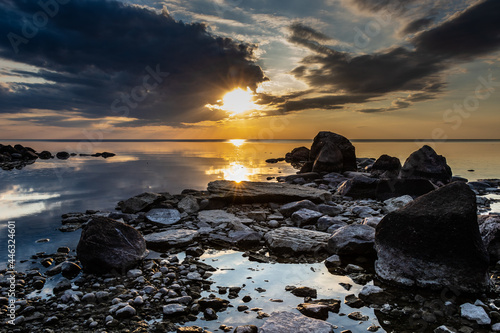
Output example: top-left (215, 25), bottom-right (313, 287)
top-left (0, 143), bottom-right (115, 171)
top-left (2, 132), bottom-right (500, 333)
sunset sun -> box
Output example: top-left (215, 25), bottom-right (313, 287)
top-left (220, 88), bottom-right (259, 115)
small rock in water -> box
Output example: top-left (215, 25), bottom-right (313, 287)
top-left (347, 311), bottom-right (369, 321)
top-left (290, 286), bottom-right (317, 298)
top-left (344, 294), bottom-right (364, 308)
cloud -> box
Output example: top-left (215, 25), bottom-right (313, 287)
top-left (0, 0), bottom-right (267, 126)
top-left (288, 0), bottom-right (500, 112)
top-left (401, 17), bottom-right (434, 34)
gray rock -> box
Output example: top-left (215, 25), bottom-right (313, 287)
top-left (460, 303), bottom-right (491, 325)
top-left (267, 220), bottom-right (280, 228)
top-left (399, 145), bottom-right (452, 184)
top-left (198, 210), bottom-right (243, 225)
top-left (434, 325), bottom-right (457, 333)
top-left (163, 303), bottom-right (186, 315)
top-left (362, 217), bottom-right (382, 228)
top-left (145, 208), bottom-right (181, 226)
top-left (61, 261), bottom-right (81, 279)
top-left (265, 227), bottom-right (330, 254)
top-left (259, 311), bottom-right (335, 333)
top-left (309, 131), bottom-right (357, 173)
top-left (324, 254), bottom-right (341, 269)
top-left (119, 192), bottom-right (165, 214)
top-left (279, 200), bottom-right (318, 218)
top-left (291, 208), bottom-right (323, 227)
top-left (207, 180), bottom-right (331, 204)
top-left (127, 269), bottom-right (142, 278)
top-left (317, 216), bottom-right (347, 232)
top-left (227, 230), bottom-right (262, 247)
top-left (492, 323), bottom-right (500, 332)
top-left (297, 303), bottom-right (330, 320)
top-left (317, 204), bottom-right (342, 216)
top-left (178, 195), bottom-right (200, 214)
top-left (53, 279), bottom-right (72, 294)
top-left (115, 305), bottom-right (136, 319)
top-left (478, 215), bottom-right (500, 262)
top-left (358, 285), bottom-right (388, 304)
top-left (77, 217), bottom-right (148, 274)
top-left (234, 325), bottom-right (258, 333)
top-left (375, 182), bottom-right (490, 293)
top-left (328, 225), bottom-right (375, 257)
top-left (144, 229), bottom-right (199, 251)
top-left (351, 206), bottom-right (378, 217)
top-left (383, 195), bottom-right (413, 213)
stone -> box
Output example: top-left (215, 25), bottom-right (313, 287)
top-left (328, 225), bottom-right (375, 257)
top-left (56, 151), bottom-right (70, 159)
top-left (77, 217), bottom-right (148, 274)
top-left (101, 152), bottom-right (116, 158)
top-left (362, 217), bottom-right (382, 228)
top-left (115, 305), bottom-right (136, 319)
top-left (291, 286), bottom-right (317, 298)
top-left (279, 200), bottom-right (318, 218)
top-left (259, 311), bottom-right (335, 333)
top-left (38, 150), bottom-right (52, 159)
top-left (344, 294), bottom-right (364, 308)
top-left (144, 229), bottom-right (199, 251)
top-left (53, 279), bottom-right (72, 294)
top-left (317, 216), bottom-right (347, 232)
top-left (309, 131), bottom-right (357, 173)
top-left (204, 308), bottom-right (218, 320)
top-left (399, 145), bottom-right (452, 184)
top-left (198, 210), bottom-right (243, 225)
top-left (285, 146), bottom-right (310, 163)
top-left (347, 311), bottom-right (369, 321)
top-left (317, 204), bottom-right (342, 216)
top-left (297, 303), bottom-right (330, 320)
top-left (291, 208), bottom-right (323, 227)
top-left (197, 297), bottom-right (229, 311)
top-left (492, 323), bottom-right (500, 332)
top-left (119, 192), bottom-right (165, 214)
top-left (434, 326), bottom-right (457, 333)
top-left (375, 182), bottom-right (490, 293)
top-left (324, 254), bottom-right (341, 269)
top-left (234, 325), bottom-right (258, 333)
top-left (478, 215), bottom-right (500, 262)
top-left (227, 230), bottom-right (262, 247)
top-left (60, 261), bottom-right (81, 279)
top-left (371, 154), bottom-right (401, 178)
top-left (336, 176), bottom-right (379, 199)
top-left (178, 195), bottom-right (200, 214)
top-left (460, 303), bottom-right (491, 325)
top-left (358, 285), bottom-right (388, 304)
top-left (264, 227), bottom-right (330, 254)
top-left (163, 303), bottom-right (187, 315)
top-left (145, 208), bottom-right (182, 226)
top-left (207, 180), bottom-right (331, 204)
top-left (383, 195), bottom-right (413, 213)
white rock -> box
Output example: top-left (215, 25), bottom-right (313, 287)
top-left (383, 195), bottom-right (413, 213)
top-left (460, 303), bottom-right (491, 325)
top-left (146, 208), bottom-right (181, 226)
top-left (127, 269), bottom-right (142, 278)
top-left (492, 323), bottom-right (500, 332)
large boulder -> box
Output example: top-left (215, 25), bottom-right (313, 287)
top-left (118, 192), bottom-right (165, 214)
top-left (370, 154), bottom-right (401, 178)
top-left (285, 147), bottom-right (310, 163)
top-left (336, 176), bottom-right (378, 199)
top-left (375, 182), bottom-right (490, 293)
top-left (77, 217), bottom-right (148, 274)
top-left (264, 227), bottom-right (330, 254)
top-left (327, 225), bottom-right (376, 257)
top-left (399, 145), bottom-right (452, 185)
top-left (259, 311), bottom-right (335, 333)
top-left (207, 180), bottom-right (331, 204)
top-left (479, 215), bottom-right (500, 262)
top-left (308, 132), bottom-right (357, 173)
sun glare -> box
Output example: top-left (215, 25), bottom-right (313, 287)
top-left (228, 139), bottom-right (246, 147)
top-left (221, 88), bottom-right (259, 115)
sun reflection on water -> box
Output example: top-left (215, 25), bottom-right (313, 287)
top-left (205, 162), bottom-right (255, 183)
top-left (228, 139), bottom-right (246, 147)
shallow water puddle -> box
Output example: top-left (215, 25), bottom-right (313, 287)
top-left (190, 249), bottom-right (385, 332)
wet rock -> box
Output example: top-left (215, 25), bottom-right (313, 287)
top-left (178, 195), bottom-right (200, 214)
top-left (163, 303), bottom-right (187, 315)
top-left (259, 311), bottom-right (335, 333)
top-left (116, 305), bottom-right (136, 319)
top-left (460, 303), bottom-right (491, 325)
top-left (478, 215), bottom-right (500, 262)
top-left (204, 308), bottom-right (218, 320)
top-left (399, 145), bottom-right (452, 184)
top-left (317, 216), bottom-right (347, 232)
top-left (347, 311), bottom-right (369, 321)
top-left (234, 325), bottom-right (258, 333)
top-left (146, 208), bottom-right (182, 226)
top-left (317, 204), bottom-right (343, 216)
top-left (308, 131), bottom-right (357, 173)
top-left (144, 229), bottom-right (199, 251)
top-left (38, 150), bottom-right (52, 159)
top-left (53, 278), bottom-right (72, 294)
top-left (77, 217), bottom-right (148, 274)
top-left (198, 297), bottom-right (229, 311)
top-left (119, 192), bottom-right (165, 214)
top-left (279, 200), bottom-right (318, 218)
top-left (327, 224), bottom-right (375, 257)
top-left (358, 285), bottom-right (389, 305)
top-left (56, 151), bottom-right (70, 159)
top-left (265, 227), bottom-right (330, 254)
top-left (291, 208), bottom-right (323, 227)
top-left (227, 230), bottom-right (262, 247)
top-left (324, 254), bottom-right (341, 269)
top-left (285, 146), bottom-right (310, 163)
top-left (297, 303), bottom-right (330, 320)
top-left (371, 154), bottom-right (401, 178)
top-left (344, 294), bottom-right (364, 308)
top-left (101, 152), bottom-right (115, 158)
top-left (207, 180), bottom-right (331, 204)
top-left (290, 286), bottom-right (317, 298)
top-left (383, 195), bottom-right (413, 213)
top-left (375, 182), bottom-right (490, 293)
top-left (60, 261), bottom-right (81, 279)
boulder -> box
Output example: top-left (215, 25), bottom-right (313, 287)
top-left (178, 195), bottom-right (200, 214)
top-left (285, 146), bottom-right (310, 163)
top-left (279, 200), bottom-right (318, 218)
top-left (259, 311), bottom-right (335, 333)
top-left (327, 225), bottom-right (376, 257)
top-left (308, 132), bottom-right (357, 173)
top-left (207, 180), bottom-right (331, 204)
top-left (291, 208), bottom-right (323, 227)
top-left (101, 152), bottom-right (115, 158)
top-left (76, 217), bottom-right (148, 274)
top-left (145, 208), bottom-right (181, 226)
top-left (119, 192), bottom-right (165, 214)
top-left (371, 154), bottom-right (401, 178)
top-left (56, 151), bottom-right (70, 160)
top-left (264, 227), bottom-right (330, 254)
top-left (399, 145), bottom-right (452, 184)
top-left (336, 176), bottom-right (379, 199)
top-left (144, 229), bottom-right (199, 251)
top-left (38, 151), bottom-right (52, 159)
top-left (478, 215), bottom-right (500, 262)
top-left (375, 182), bottom-right (490, 293)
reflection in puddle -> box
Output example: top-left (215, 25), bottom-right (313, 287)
top-left (0, 185), bottom-right (61, 220)
top-left (190, 250), bottom-right (384, 332)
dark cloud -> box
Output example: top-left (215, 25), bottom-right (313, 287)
top-left (0, 0), bottom-right (266, 125)
top-left (347, 0), bottom-right (415, 13)
top-left (402, 17), bottom-right (434, 34)
top-left (289, 0), bottom-right (500, 112)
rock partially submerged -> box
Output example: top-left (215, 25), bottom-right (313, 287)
top-left (76, 217), bottom-right (148, 274)
top-left (375, 182), bottom-right (490, 293)
top-left (303, 131), bottom-right (357, 173)
top-left (207, 180), bottom-right (331, 204)
top-left (259, 311), bottom-right (335, 333)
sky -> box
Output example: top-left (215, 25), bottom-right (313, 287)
top-left (0, 0), bottom-right (499, 140)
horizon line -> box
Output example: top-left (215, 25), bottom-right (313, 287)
top-left (2, 139), bottom-right (500, 142)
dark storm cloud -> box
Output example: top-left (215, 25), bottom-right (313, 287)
top-left (401, 17), bottom-right (434, 34)
top-left (289, 0), bottom-right (500, 112)
top-left (0, 0), bottom-right (266, 125)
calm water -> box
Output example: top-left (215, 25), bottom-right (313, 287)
top-left (1, 140), bottom-right (500, 268)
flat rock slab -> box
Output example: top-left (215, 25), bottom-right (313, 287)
top-left (259, 311), bottom-right (335, 333)
top-left (146, 209), bottom-right (181, 226)
top-left (208, 180), bottom-right (331, 204)
top-left (144, 229), bottom-right (198, 251)
top-left (198, 210), bottom-right (243, 225)
top-left (264, 227), bottom-right (330, 254)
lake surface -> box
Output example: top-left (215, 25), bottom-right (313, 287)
top-left (1, 139), bottom-right (500, 268)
